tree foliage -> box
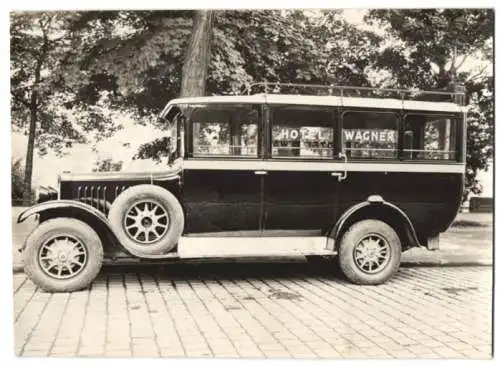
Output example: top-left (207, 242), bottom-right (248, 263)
top-left (366, 9), bottom-right (494, 200)
top-left (11, 10), bottom-right (494, 201)
top-left (92, 158), bottom-right (123, 172)
top-left (68, 10), bottom-right (382, 116)
top-left (66, 10), bottom-right (383, 160)
top-left (10, 11), bottom-right (122, 199)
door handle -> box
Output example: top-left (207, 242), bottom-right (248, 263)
top-left (331, 171), bottom-right (347, 181)
top-left (254, 170), bottom-right (268, 175)
top-left (331, 152), bottom-right (348, 182)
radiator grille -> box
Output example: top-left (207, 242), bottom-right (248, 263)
top-left (75, 184), bottom-right (129, 214)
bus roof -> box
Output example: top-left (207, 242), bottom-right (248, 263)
top-left (168, 94), bottom-right (466, 113)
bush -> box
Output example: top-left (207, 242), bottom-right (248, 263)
top-left (11, 158), bottom-right (34, 206)
top-left (12, 158), bottom-right (24, 202)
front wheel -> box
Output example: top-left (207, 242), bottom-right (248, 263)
top-left (23, 218), bottom-right (104, 292)
top-left (338, 219), bottom-right (401, 285)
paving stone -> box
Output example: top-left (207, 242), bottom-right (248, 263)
top-left (13, 267), bottom-right (492, 359)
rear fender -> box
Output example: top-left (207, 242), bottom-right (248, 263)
top-left (329, 195), bottom-right (421, 250)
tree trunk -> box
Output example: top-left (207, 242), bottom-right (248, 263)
top-left (180, 10), bottom-right (214, 97)
top-left (23, 53), bottom-right (44, 202)
top-left (23, 18), bottom-right (51, 203)
top-left (23, 89), bottom-right (38, 203)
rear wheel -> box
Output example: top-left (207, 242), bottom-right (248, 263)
top-left (338, 219), bottom-right (401, 285)
top-left (23, 218), bottom-right (103, 292)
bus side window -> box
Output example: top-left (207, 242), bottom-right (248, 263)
top-left (403, 114), bottom-right (457, 161)
top-left (270, 106), bottom-right (334, 160)
top-left (191, 104), bottom-right (259, 158)
top-left (342, 111), bottom-right (398, 160)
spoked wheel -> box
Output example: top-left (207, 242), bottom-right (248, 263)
top-left (123, 200), bottom-right (170, 245)
top-left (38, 234), bottom-right (88, 280)
top-left (338, 219), bottom-right (401, 285)
top-left (23, 218), bottom-right (103, 292)
top-left (108, 185), bottom-right (184, 256)
top-left (353, 234), bottom-right (391, 275)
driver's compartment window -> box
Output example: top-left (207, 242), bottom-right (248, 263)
top-left (190, 104), bottom-right (259, 158)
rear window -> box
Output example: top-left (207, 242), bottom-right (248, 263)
top-left (403, 114), bottom-right (458, 160)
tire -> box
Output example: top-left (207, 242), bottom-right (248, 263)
top-left (338, 219), bottom-right (401, 285)
top-left (107, 184), bottom-right (184, 256)
top-left (23, 218), bottom-right (104, 292)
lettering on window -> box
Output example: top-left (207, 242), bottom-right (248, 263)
top-left (342, 112), bottom-right (398, 159)
top-left (343, 129), bottom-right (397, 144)
top-left (271, 107), bottom-right (334, 159)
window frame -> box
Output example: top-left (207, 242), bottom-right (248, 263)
top-left (402, 112), bottom-right (461, 163)
top-left (184, 103), bottom-right (263, 160)
top-left (267, 104), bottom-right (337, 161)
top-left (340, 109), bottom-right (401, 161)
top-left (179, 101), bottom-right (465, 164)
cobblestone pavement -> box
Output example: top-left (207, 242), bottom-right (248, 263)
top-left (13, 262), bottom-right (492, 359)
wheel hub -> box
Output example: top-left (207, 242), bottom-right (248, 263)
top-left (141, 217), bottom-right (153, 228)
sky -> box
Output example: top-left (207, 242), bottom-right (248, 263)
top-left (10, 9), bottom-right (493, 196)
top-left (12, 116), bottom-right (168, 187)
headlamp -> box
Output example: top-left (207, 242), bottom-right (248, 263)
top-left (34, 186), bottom-right (58, 203)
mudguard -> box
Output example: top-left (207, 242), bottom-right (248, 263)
top-left (331, 195), bottom-right (421, 248)
top-left (17, 200), bottom-right (109, 224)
top-left (17, 200), bottom-right (173, 259)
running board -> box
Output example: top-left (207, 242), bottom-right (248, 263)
top-left (177, 236), bottom-right (336, 259)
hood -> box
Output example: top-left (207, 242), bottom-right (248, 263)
top-left (58, 160), bottom-right (183, 183)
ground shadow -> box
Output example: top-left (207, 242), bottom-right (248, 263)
top-left (99, 258), bottom-right (346, 283)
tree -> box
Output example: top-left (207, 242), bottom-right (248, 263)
top-left (366, 9), bottom-right (494, 200)
top-left (10, 11), bottom-right (122, 200)
top-left (92, 158), bottom-right (123, 172)
top-left (463, 76), bottom-right (493, 200)
top-left (65, 10), bottom-right (382, 161)
top-left (181, 10), bottom-right (214, 97)
top-left (68, 10), bottom-right (382, 115)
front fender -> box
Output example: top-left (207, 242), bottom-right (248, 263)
top-left (17, 200), bottom-right (174, 259)
top-left (331, 195), bottom-right (421, 248)
top-left (17, 200), bottom-right (109, 224)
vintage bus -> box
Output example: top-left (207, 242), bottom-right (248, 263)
top-left (17, 83), bottom-right (467, 292)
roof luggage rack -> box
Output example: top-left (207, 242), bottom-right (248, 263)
top-left (245, 82), bottom-right (466, 106)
